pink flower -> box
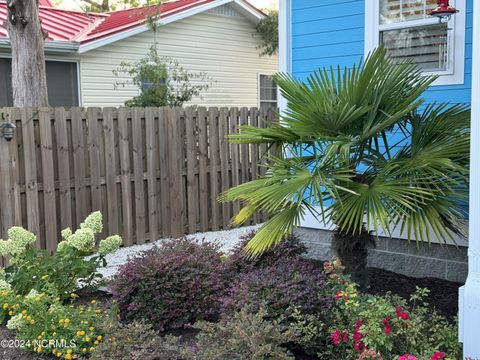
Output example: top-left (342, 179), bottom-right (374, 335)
top-left (331, 330), bottom-right (341, 346)
top-left (399, 355), bottom-right (417, 360)
top-left (430, 352), bottom-right (446, 360)
top-left (342, 330), bottom-right (348, 343)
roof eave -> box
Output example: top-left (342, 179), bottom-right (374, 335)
top-left (0, 38), bottom-right (80, 53)
top-left (78, 0), bottom-right (264, 54)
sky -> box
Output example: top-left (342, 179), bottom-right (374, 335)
top-left (56, 0), bottom-right (278, 11)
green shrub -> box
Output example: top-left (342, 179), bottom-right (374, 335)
top-left (0, 290), bottom-right (107, 359)
top-left (1, 212), bottom-right (122, 299)
top-left (91, 321), bottom-right (185, 360)
top-left (188, 308), bottom-right (294, 360)
top-left (111, 238), bottom-right (228, 331)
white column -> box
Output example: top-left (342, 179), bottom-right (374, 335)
top-left (278, 0), bottom-right (291, 111)
top-left (459, 0), bottom-right (480, 356)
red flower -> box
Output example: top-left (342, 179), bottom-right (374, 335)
top-left (430, 352), bottom-right (446, 360)
top-left (342, 330), bottom-right (348, 343)
top-left (400, 312), bottom-right (410, 320)
top-left (395, 305), bottom-right (410, 320)
top-left (353, 321), bottom-right (365, 351)
top-left (396, 305), bottom-right (403, 313)
top-left (331, 330), bottom-right (341, 346)
top-left (383, 316), bottom-right (392, 334)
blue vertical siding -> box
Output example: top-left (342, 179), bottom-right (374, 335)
top-left (291, 0), bottom-right (473, 106)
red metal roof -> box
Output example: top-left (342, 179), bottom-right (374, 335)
top-left (0, 2), bottom-right (107, 41)
top-left (0, 0), bottom-right (262, 45)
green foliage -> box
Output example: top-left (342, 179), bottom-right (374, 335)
top-left (1, 212), bottom-right (122, 299)
top-left (189, 308), bottom-right (295, 360)
top-left (0, 290), bottom-right (108, 359)
top-left (113, 45), bottom-right (211, 107)
top-left (91, 321), bottom-right (184, 360)
top-left (255, 10), bottom-right (278, 56)
top-left (287, 272), bottom-right (462, 359)
top-left (222, 47), bottom-right (470, 255)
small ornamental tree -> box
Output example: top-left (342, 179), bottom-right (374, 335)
top-left (113, 45), bottom-right (211, 107)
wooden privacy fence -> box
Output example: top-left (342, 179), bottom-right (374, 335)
top-left (0, 107), bottom-right (277, 258)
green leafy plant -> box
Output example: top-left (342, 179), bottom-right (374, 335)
top-left (113, 45), bottom-right (211, 107)
top-left (0, 290), bottom-right (108, 359)
top-left (188, 308), bottom-right (295, 360)
top-left (221, 48), bottom-right (470, 285)
top-left (91, 321), bottom-right (184, 360)
top-left (0, 212), bottom-right (122, 299)
top-left (255, 10), bottom-right (278, 56)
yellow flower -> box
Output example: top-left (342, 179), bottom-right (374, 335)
top-left (82, 348), bottom-right (87, 353)
top-left (65, 354), bottom-right (72, 360)
top-left (41, 275), bottom-right (49, 280)
top-left (85, 336), bottom-right (91, 342)
top-left (89, 347), bottom-right (95, 352)
top-left (8, 311), bottom-right (13, 316)
top-left (26, 316), bottom-right (32, 321)
top-left (53, 332), bottom-right (57, 336)
top-left (94, 340), bottom-right (99, 345)
top-left (41, 331), bottom-right (45, 336)
top-left (66, 349), bottom-right (72, 354)
top-left (37, 335), bottom-right (42, 340)
top-left (34, 296), bottom-right (41, 302)
top-left (91, 300), bottom-right (96, 304)
top-left (64, 318), bottom-right (70, 324)
top-left (89, 326), bottom-right (95, 331)
top-left (2, 303), bottom-right (8, 309)
top-left (70, 293), bottom-right (78, 299)
top-left (21, 310), bottom-right (27, 315)
top-left (76, 331), bottom-right (85, 337)
top-left (96, 335), bottom-right (102, 341)
top-left (30, 320), bottom-right (35, 325)
top-left (59, 319), bottom-right (64, 324)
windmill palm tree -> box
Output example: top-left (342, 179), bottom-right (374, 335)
top-left (221, 48), bottom-right (470, 286)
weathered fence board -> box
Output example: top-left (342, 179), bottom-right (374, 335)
top-left (0, 106), bottom-right (276, 251)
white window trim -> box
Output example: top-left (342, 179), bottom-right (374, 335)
top-left (365, 0), bottom-right (466, 86)
top-left (257, 73), bottom-right (278, 109)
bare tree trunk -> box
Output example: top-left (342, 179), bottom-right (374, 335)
top-left (6, 0), bottom-right (49, 107)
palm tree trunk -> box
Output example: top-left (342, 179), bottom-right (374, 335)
top-left (331, 227), bottom-right (375, 289)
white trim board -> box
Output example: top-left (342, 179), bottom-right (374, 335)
top-left (278, 0), bottom-right (291, 112)
top-left (364, 0), bottom-right (466, 86)
top-left (78, 0), bottom-right (264, 54)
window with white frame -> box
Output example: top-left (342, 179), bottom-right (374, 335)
top-left (259, 74), bottom-right (277, 111)
top-left (365, 0), bottom-right (466, 86)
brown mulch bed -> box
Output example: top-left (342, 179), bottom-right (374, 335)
top-left (367, 267), bottom-right (462, 320)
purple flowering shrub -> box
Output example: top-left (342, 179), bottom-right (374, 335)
top-left (225, 232), bottom-right (308, 274)
top-left (221, 257), bottom-right (332, 320)
top-left (110, 238), bottom-right (227, 331)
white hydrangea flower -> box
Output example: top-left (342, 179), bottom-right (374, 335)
top-left (25, 289), bottom-right (39, 302)
top-left (6, 314), bottom-right (25, 330)
top-left (80, 211), bottom-right (103, 234)
top-left (68, 227), bottom-right (95, 252)
top-left (61, 228), bottom-right (72, 241)
top-left (0, 279), bottom-right (11, 293)
top-left (0, 241), bottom-right (9, 257)
top-left (98, 235), bottom-right (122, 256)
top-left (8, 227), bottom-right (36, 247)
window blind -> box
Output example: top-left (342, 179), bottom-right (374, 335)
top-left (380, 0), bottom-right (438, 24)
top-left (381, 23), bottom-right (449, 71)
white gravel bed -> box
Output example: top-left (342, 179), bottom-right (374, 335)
top-left (97, 224), bottom-right (262, 279)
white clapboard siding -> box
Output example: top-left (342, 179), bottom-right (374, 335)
top-left (79, 5), bottom-right (279, 107)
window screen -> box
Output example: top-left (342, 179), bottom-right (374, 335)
top-left (259, 74), bottom-right (277, 112)
top-left (0, 58), bottom-right (79, 107)
top-left (379, 0), bottom-right (450, 72)
top-left (381, 23), bottom-right (449, 71)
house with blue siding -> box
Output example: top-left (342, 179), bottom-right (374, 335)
top-left (278, 0), bottom-right (480, 356)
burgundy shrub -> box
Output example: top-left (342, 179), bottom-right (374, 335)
top-left (110, 238), bottom-right (227, 331)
